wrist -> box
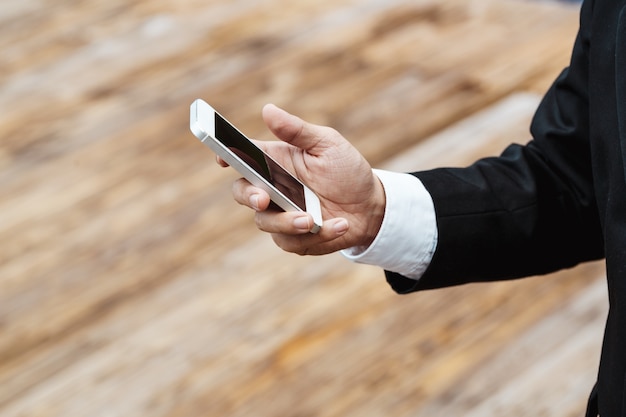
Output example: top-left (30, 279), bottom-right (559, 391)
top-left (341, 170), bottom-right (437, 279)
top-left (360, 172), bottom-right (386, 247)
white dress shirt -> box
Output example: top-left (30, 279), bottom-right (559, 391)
top-left (341, 169), bottom-right (438, 280)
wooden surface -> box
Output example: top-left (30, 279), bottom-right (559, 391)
top-left (0, 1), bottom-right (607, 416)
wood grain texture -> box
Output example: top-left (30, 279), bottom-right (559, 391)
top-left (0, 1), bottom-right (605, 416)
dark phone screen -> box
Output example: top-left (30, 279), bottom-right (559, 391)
top-left (214, 113), bottom-right (306, 210)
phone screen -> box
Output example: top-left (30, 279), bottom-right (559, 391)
top-left (214, 113), bottom-right (307, 210)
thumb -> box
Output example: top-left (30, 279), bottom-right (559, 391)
top-left (262, 104), bottom-right (332, 155)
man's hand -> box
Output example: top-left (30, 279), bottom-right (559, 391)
top-left (222, 103), bottom-right (386, 256)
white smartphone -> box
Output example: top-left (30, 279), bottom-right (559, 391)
top-left (190, 99), bottom-right (323, 233)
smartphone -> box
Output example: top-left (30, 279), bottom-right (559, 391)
top-left (190, 99), bottom-right (323, 233)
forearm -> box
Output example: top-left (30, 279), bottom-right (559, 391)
top-left (388, 141), bottom-right (604, 293)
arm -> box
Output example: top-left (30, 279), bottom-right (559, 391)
top-left (227, 0), bottom-right (603, 290)
top-left (387, 0), bottom-right (605, 293)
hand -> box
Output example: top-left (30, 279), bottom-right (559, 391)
top-left (223, 104), bottom-right (386, 255)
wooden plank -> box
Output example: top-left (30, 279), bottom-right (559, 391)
top-left (1, 91), bottom-right (605, 415)
top-left (0, 1), bottom-right (603, 416)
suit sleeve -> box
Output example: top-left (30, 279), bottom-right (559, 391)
top-left (387, 0), bottom-right (605, 293)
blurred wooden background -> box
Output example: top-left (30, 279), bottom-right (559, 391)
top-left (0, 0), bottom-right (607, 416)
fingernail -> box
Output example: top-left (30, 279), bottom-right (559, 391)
top-left (293, 216), bottom-right (311, 231)
top-left (333, 219), bottom-right (349, 235)
top-left (250, 194), bottom-right (260, 211)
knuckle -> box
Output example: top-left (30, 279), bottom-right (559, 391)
top-left (325, 126), bottom-right (340, 137)
top-left (272, 234), bottom-right (306, 255)
top-left (324, 126), bottom-right (344, 142)
top-left (231, 179), bottom-right (247, 202)
top-left (254, 214), bottom-right (267, 231)
top-left (282, 237), bottom-right (319, 256)
top-left (271, 234), bottom-right (289, 251)
top-left (294, 246), bottom-right (309, 256)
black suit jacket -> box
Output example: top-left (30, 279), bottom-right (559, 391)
top-left (386, 1), bottom-right (626, 415)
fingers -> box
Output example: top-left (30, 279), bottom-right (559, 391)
top-left (269, 217), bottom-right (350, 256)
top-left (231, 178), bottom-right (270, 211)
top-left (262, 104), bottom-right (337, 156)
top-left (216, 155), bottom-right (229, 167)
top-left (253, 210), bottom-right (315, 234)
top-left (253, 210), bottom-right (349, 255)
top-left (231, 175), bottom-right (350, 254)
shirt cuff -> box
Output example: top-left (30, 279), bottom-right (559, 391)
top-left (341, 169), bottom-right (438, 280)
